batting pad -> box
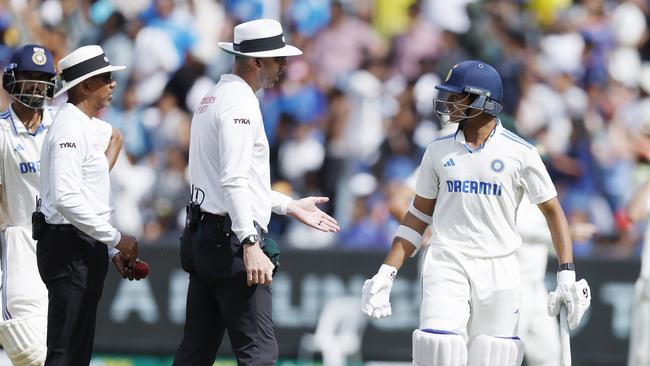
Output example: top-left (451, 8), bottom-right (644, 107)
top-left (0, 318), bottom-right (46, 366)
top-left (413, 329), bottom-right (468, 366)
top-left (467, 334), bottom-right (524, 366)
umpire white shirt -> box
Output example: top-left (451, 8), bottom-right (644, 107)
top-left (40, 103), bottom-right (121, 247)
top-left (189, 74), bottom-right (291, 242)
top-left (415, 120), bottom-right (556, 258)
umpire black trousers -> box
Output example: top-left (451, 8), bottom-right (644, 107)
top-left (36, 226), bottom-right (108, 366)
top-left (173, 213), bottom-right (277, 366)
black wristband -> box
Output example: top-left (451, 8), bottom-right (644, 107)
top-left (558, 262), bottom-right (575, 271)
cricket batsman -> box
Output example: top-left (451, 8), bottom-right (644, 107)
top-left (361, 60), bottom-right (591, 365)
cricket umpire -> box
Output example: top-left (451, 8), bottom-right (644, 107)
top-left (174, 19), bottom-right (339, 365)
top-left (37, 45), bottom-right (138, 365)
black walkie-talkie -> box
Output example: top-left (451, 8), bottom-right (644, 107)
top-left (32, 196), bottom-right (46, 240)
top-left (186, 185), bottom-right (204, 232)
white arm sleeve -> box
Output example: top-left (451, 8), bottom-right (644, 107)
top-left (108, 246), bottom-right (119, 261)
top-left (271, 190), bottom-right (292, 215)
top-left (218, 96), bottom-right (258, 242)
top-left (49, 126), bottom-right (120, 247)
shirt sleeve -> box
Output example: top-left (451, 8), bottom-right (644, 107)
top-left (49, 122), bottom-right (121, 246)
top-left (415, 145), bottom-right (439, 199)
top-left (217, 94), bottom-right (258, 242)
top-left (271, 190), bottom-right (292, 215)
top-left (107, 246), bottom-right (119, 261)
top-left (521, 148), bottom-right (557, 204)
top-left (92, 118), bottom-right (113, 152)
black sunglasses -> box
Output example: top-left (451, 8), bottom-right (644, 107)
top-left (95, 72), bottom-right (113, 84)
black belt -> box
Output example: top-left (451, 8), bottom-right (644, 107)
top-left (200, 212), bottom-right (267, 235)
top-left (46, 224), bottom-right (99, 244)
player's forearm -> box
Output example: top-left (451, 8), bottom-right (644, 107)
top-left (539, 198), bottom-right (573, 265)
top-left (383, 238), bottom-right (416, 270)
top-left (384, 213), bottom-right (427, 270)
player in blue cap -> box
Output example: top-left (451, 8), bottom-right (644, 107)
top-left (0, 45), bottom-right (123, 366)
top-left (0, 44), bottom-right (57, 366)
top-left (362, 60), bottom-right (591, 365)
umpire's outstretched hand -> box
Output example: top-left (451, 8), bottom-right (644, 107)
top-left (287, 197), bottom-right (340, 232)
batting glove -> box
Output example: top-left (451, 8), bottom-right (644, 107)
top-left (361, 264), bottom-right (397, 319)
top-left (548, 270), bottom-right (591, 330)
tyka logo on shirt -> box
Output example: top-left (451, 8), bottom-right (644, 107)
top-left (59, 142), bottom-right (77, 149)
top-left (234, 118), bottom-right (250, 125)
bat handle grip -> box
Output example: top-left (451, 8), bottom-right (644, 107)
top-left (560, 305), bottom-right (572, 366)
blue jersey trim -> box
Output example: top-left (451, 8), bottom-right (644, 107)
top-left (420, 329), bottom-right (458, 335)
top-left (433, 133), bottom-right (454, 142)
top-left (500, 131), bottom-right (533, 150)
top-left (502, 129), bottom-right (533, 147)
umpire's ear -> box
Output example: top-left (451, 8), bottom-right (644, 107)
top-left (254, 58), bottom-right (263, 69)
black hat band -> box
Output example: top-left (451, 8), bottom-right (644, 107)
top-left (233, 34), bottom-right (285, 53)
top-left (61, 54), bottom-right (110, 82)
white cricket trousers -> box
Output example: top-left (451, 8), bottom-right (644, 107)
top-left (419, 245), bottom-right (521, 341)
top-left (0, 227), bottom-right (48, 334)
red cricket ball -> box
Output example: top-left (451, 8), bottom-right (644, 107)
top-left (133, 260), bottom-right (150, 280)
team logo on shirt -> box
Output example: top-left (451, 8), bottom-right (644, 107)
top-left (443, 158), bottom-right (456, 167)
top-left (490, 159), bottom-right (504, 173)
top-left (59, 142), bottom-right (77, 149)
top-left (234, 118), bottom-right (250, 125)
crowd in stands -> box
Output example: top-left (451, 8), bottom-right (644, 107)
top-left (2, 0), bottom-right (650, 258)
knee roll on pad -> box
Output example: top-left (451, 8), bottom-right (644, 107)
top-left (0, 319), bottom-right (46, 366)
top-left (412, 329), bottom-right (468, 366)
top-left (467, 334), bottom-right (524, 366)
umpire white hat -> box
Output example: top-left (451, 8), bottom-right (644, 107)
top-left (218, 19), bottom-right (302, 58)
top-left (54, 45), bottom-right (126, 98)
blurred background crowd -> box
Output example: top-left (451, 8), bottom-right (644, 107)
top-left (2, 0), bottom-right (650, 258)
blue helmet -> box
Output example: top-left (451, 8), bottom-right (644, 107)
top-left (434, 60), bottom-right (503, 118)
top-left (3, 44), bottom-right (56, 109)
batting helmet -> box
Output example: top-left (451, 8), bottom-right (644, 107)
top-left (3, 44), bottom-right (56, 109)
top-left (434, 60), bottom-right (503, 123)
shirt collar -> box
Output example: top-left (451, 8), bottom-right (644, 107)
top-left (63, 102), bottom-right (93, 123)
top-left (9, 104), bottom-right (53, 136)
top-left (220, 74), bottom-right (256, 94)
top-left (453, 118), bottom-right (502, 152)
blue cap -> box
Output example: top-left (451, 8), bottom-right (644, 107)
top-left (436, 60), bottom-right (502, 103)
top-left (8, 44), bottom-right (55, 75)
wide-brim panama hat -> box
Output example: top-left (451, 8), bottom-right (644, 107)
top-left (54, 45), bottom-right (126, 98)
top-left (218, 19), bottom-right (302, 58)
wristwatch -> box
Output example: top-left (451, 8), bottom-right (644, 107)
top-left (241, 234), bottom-right (259, 246)
top-left (558, 262), bottom-right (575, 271)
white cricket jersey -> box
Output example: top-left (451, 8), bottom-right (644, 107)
top-left (188, 74), bottom-right (291, 242)
top-left (0, 106), bottom-right (55, 230)
top-left (415, 120), bottom-right (557, 258)
top-left (40, 103), bottom-right (120, 247)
